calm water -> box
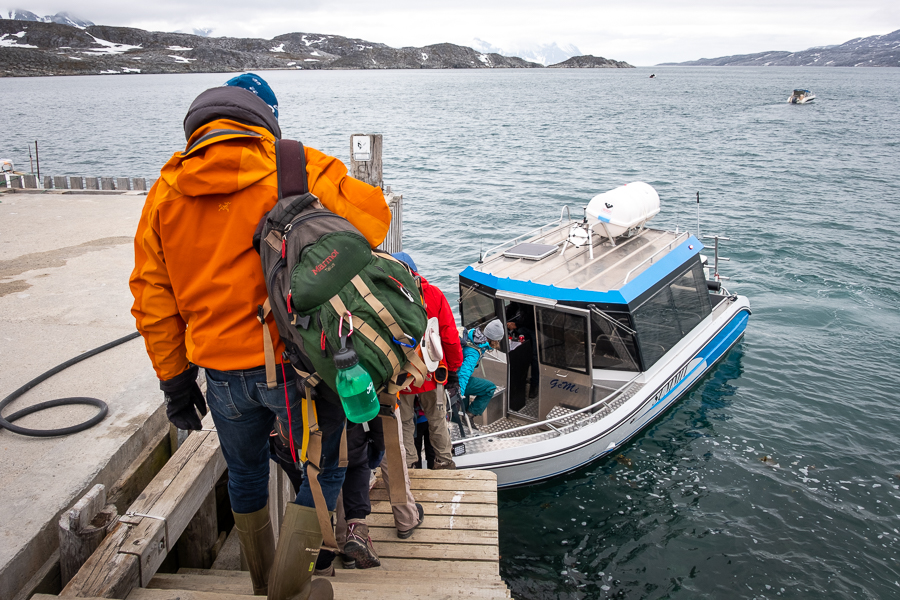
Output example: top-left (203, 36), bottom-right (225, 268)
top-left (4, 67), bottom-right (900, 598)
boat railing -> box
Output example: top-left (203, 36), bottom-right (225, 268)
top-left (453, 372), bottom-right (643, 447)
top-left (479, 206), bottom-right (572, 263)
top-left (622, 231), bottom-right (689, 284)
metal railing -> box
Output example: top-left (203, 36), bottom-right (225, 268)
top-left (622, 231), bottom-right (689, 284)
top-left (479, 205), bottom-right (573, 264)
top-left (452, 371), bottom-right (642, 447)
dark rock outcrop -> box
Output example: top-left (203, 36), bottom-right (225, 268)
top-left (547, 55), bottom-right (634, 68)
top-left (0, 20), bottom-right (546, 76)
top-left (659, 29), bottom-right (900, 67)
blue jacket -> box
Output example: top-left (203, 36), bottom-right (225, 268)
top-left (457, 328), bottom-right (490, 395)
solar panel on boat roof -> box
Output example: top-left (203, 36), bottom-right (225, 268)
top-left (503, 243), bottom-right (558, 260)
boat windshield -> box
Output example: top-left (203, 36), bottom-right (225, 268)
top-left (590, 311), bottom-right (640, 371)
top-left (631, 260), bottom-right (712, 367)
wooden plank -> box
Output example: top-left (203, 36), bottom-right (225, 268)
top-left (176, 565), bottom-right (504, 581)
top-left (367, 557), bottom-right (500, 576)
top-left (85, 177), bottom-right (99, 190)
top-left (367, 513), bottom-right (498, 531)
top-left (70, 176), bottom-right (85, 189)
top-left (108, 422), bottom-right (171, 514)
top-left (100, 177), bottom-right (115, 190)
top-left (62, 415), bottom-right (226, 596)
top-left (151, 572), bottom-right (509, 593)
top-left (59, 521), bottom-right (140, 598)
top-left (368, 525), bottom-right (497, 546)
top-left (53, 175), bottom-right (69, 189)
top-left (116, 177), bottom-right (130, 191)
top-left (132, 178), bottom-right (147, 191)
top-left (374, 477), bottom-right (495, 492)
top-left (370, 500), bottom-right (497, 517)
top-left (372, 541), bottom-right (499, 561)
top-left (133, 580), bottom-right (509, 600)
top-left (369, 488), bottom-right (496, 503)
top-left (120, 423), bottom-right (226, 586)
top-left (407, 469), bottom-right (497, 481)
top-left (34, 595), bottom-right (108, 600)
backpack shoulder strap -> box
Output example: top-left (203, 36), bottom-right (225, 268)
top-left (275, 139), bottom-right (308, 198)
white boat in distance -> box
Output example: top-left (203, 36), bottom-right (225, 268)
top-left (788, 89), bottom-right (815, 104)
top-left (450, 182), bottom-right (751, 487)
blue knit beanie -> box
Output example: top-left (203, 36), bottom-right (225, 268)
top-left (391, 252), bottom-right (418, 273)
top-left (224, 73), bottom-right (278, 119)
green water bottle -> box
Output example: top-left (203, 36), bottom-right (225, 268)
top-left (334, 346), bottom-right (380, 423)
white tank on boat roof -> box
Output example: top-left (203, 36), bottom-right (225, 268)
top-left (586, 181), bottom-right (660, 238)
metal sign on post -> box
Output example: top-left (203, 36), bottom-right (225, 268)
top-left (352, 135), bottom-right (371, 162)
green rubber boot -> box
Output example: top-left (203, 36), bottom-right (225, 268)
top-left (268, 503), bottom-right (334, 600)
top-left (232, 507), bottom-right (275, 595)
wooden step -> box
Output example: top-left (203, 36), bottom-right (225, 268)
top-left (151, 572), bottom-right (509, 592)
top-left (139, 574), bottom-right (510, 599)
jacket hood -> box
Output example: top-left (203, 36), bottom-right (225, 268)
top-left (161, 120), bottom-right (277, 198)
top-left (467, 328), bottom-right (489, 347)
top-left (183, 86), bottom-right (281, 141)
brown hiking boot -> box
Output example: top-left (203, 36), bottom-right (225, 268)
top-left (433, 459), bottom-right (457, 470)
top-left (342, 519), bottom-right (380, 569)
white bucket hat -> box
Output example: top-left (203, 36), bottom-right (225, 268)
top-left (422, 317), bottom-right (443, 371)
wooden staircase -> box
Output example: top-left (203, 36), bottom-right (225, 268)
top-left (42, 468), bottom-right (511, 599)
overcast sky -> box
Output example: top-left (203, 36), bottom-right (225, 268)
top-left (6, 1), bottom-right (900, 65)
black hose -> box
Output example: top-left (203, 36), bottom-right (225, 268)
top-left (0, 331), bottom-right (141, 437)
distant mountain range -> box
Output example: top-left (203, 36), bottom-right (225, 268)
top-left (659, 29), bottom-right (900, 67)
top-left (0, 14), bottom-right (634, 76)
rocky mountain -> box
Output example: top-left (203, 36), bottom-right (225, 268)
top-left (547, 55), bottom-right (634, 68)
top-left (659, 29), bottom-right (900, 67)
top-left (0, 19), bottom-right (546, 76)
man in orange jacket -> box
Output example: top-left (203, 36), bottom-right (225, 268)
top-left (130, 74), bottom-right (388, 600)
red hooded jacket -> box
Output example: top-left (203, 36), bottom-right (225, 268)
top-left (404, 273), bottom-right (463, 394)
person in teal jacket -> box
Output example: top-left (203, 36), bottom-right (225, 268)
top-left (455, 319), bottom-right (505, 416)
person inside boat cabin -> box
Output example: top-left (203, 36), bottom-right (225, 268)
top-left (455, 319), bottom-right (505, 417)
top-left (505, 302), bottom-right (539, 399)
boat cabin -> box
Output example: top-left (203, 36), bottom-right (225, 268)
top-left (458, 217), bottom-right (721, 427)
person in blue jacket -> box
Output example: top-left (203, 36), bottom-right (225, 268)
top-left (455, 319), bottom-right (505, 416)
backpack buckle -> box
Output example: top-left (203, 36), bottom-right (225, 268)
top-left (257, 304), bottom-right (265, 324)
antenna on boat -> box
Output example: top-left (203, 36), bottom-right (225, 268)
top-left (478, 239), bottom-right (484, 264)
top-left (696, 191), bottom-right (701, 238)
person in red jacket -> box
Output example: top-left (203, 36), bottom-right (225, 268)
top-left (392, 252), bottom-right (463, 469)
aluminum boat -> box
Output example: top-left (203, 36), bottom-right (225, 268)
top-left (449, 182), bottom-right (751, 487)
top-left (788, 89), bottom-right (815, 104)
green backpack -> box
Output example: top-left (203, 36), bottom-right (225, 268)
top-left (253, 139), bottom-right (429, 398)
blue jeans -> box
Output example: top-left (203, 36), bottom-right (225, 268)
top-left (205, 366), bottom-right (346, 514)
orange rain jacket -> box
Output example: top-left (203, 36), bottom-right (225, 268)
top-left (130, 118), bottom-right (390, 381)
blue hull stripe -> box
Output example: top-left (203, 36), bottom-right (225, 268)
top-left (461, 236), bottom-right (704, 305)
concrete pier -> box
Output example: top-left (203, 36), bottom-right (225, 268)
top-left (0, 189), bottom-right (165, 600)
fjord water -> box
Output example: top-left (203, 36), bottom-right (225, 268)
top-left (4, 67), bottom-right (900, 598)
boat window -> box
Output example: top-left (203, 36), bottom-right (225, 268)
top-left (460, 284), bottom-right (498, 331)
top-left (591, 312), bottom-right (639, 371)
top-left (537, 308), bottom-right (588, 374)
top-left (632, 262), bottom-right (712, 367)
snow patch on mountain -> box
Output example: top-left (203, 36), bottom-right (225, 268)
top-left (4, 9), bottom-right (93, 28)
top-left (0, 31), bottom-right (37, 47)
top-left (469, 38), bottom-right (581, 65)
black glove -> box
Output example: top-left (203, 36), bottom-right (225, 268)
top-left (159, 365), bottom-right (207, 431)
top-left (445, 370), bottom-right (460, 400)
